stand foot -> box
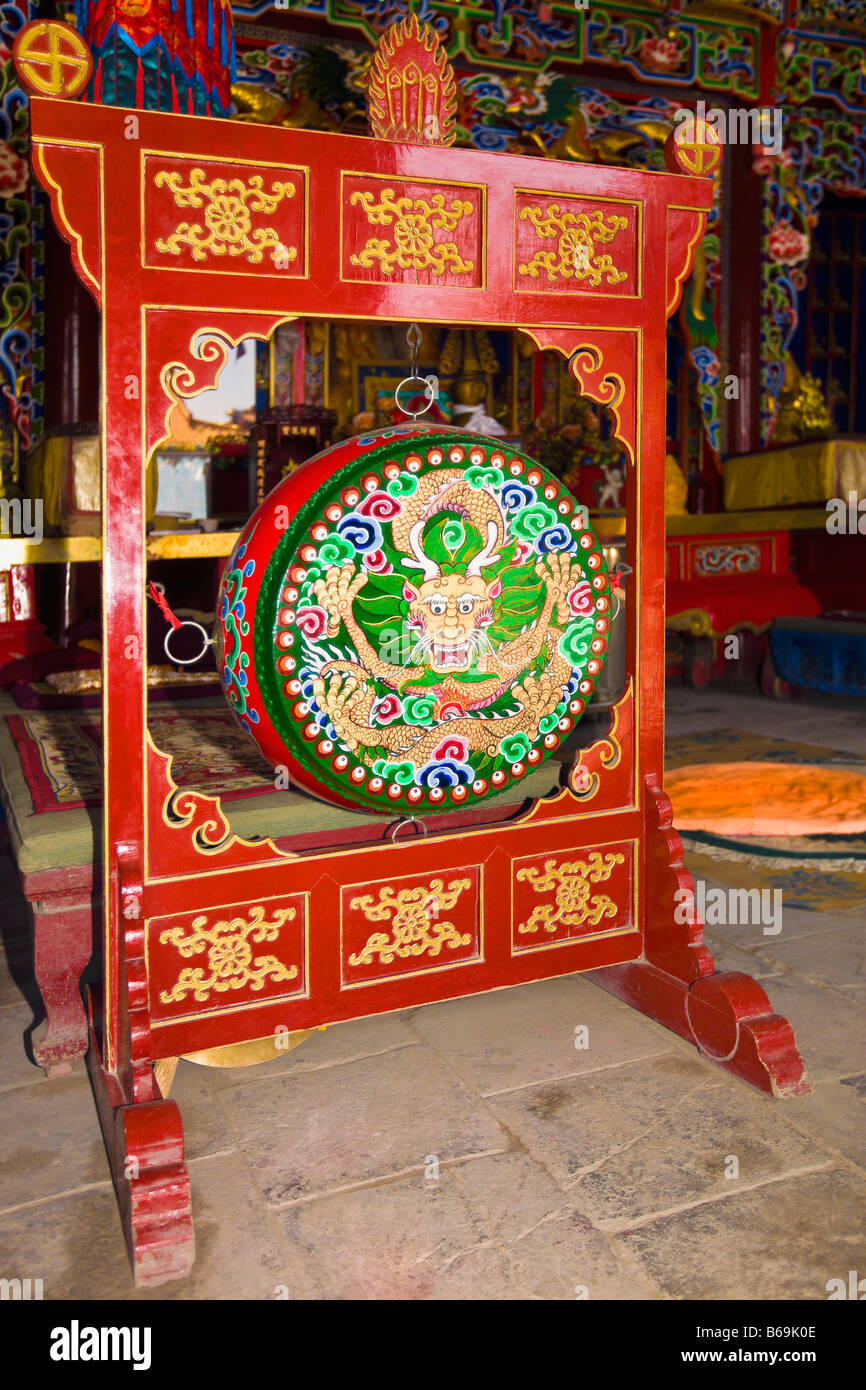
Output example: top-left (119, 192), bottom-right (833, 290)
top-left (87, 1035), bottom-right (194, 1287)
top-left (599, 777), bottom-right (811, 1098)
top-left (760, 647), bottom-right (793, 700)
top-left (592, 961), bottom-right (810, 1097)
top-left (681, 633), bottom-right (713, 688)
top-left (32, 1020), bottom-right (80, 1077)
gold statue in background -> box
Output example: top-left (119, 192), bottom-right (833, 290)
top-left (665, 453), bottom-right (689, 516)
top-left (773, 352), bottom-right (833, 443)
top-left (440, 328), bottom-right (505, 436)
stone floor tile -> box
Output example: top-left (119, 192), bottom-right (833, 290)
top-left (486, 1053), bottom-right (829, 1223)
top-left (665, 687), bottom-right (866, 757)
top-left (764, 905), bottom-right (866, 941)
top-left (0, 1072), bottom-right (109, 1209)
top-left (676, 877), bottom-right (790, 951)
top-left (408, 974), bottom-right (670, 1096)
top-left (219, 1043), bottom-right (510, 1206)
top-left (618, 1168), bottom-right (866, 1300)
top-left (782, 1076), bottom-right (866, 1173)
top-left (0, 1151), bottom-right (311, 1301)
top-left (702, 934), bottom-right (782, 981)
top-left (279, 1151), bottom-right (658, 1300)
top-left (753, 923), bottom-right (866, 999)
top-left (0, 1001), bottom-right (52, 1092)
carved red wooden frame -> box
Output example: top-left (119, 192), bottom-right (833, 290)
top-left (28, 97), bottom-right (808, 1285)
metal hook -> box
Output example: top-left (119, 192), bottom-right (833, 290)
top-left (406, 322), bottom-right (423, 379)
top-left (387, 814), bottom-right (428, 842)
top-left (396, 324), bottom-right (437, 421)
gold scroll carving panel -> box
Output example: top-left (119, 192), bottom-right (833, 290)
top-left (340, 866), bottom-right (482, 988)
top-left (143, 155), bottom-right (308, 276)
top-left (147, 894), bottom-right (308, 1024)
top-left (341, 173), bottom-right (484, 288)
top-left (511, 840), bottom-right (635, 954)
top-left (513, 191), bottom-right (639, 296)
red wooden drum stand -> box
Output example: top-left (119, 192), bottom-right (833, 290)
top-left (23, 47), bottom-right (808, 1284)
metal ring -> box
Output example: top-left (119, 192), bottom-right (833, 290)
top-left (164, 620), bottom-right (212, 667)
top-left (394, 375), bottom-right (436, 419)
top-left (387, 815), bottom-right (428, 842)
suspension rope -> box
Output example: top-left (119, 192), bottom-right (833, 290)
top-left (147, 580), bottom-right (182, 631)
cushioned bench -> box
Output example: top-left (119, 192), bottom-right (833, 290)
top-left (0, 693), bottom-right (572, 1072)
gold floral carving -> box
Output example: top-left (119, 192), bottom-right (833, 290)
top-left (348, 878), bottom-right (472, 965)
top-left (158, 905), bottom-right (298, 1003)
top-left (154, 167), bottom-right (297, 265)
top-left (516, 853), bottom-right (624, 935)
top-left (349, 188), bottom-right (473, 276)
top-left (518, 205), bottom-right (629, 287)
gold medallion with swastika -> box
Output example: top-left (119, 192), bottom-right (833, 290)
top-left (13, 20), bottom-right (92, 100)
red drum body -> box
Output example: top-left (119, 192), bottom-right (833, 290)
top-left (216, 424), bottom-right (612, 813)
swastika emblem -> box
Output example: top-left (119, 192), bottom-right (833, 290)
top-left (13, 20), bottom-right (93, 100)
top-left (665, 117), bottom-right (722, 179)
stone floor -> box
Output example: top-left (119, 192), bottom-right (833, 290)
top-left (0, 684), bottom-right (864, 1300)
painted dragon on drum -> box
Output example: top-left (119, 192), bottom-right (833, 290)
top-left (308, 466), bottom-right (599, 765)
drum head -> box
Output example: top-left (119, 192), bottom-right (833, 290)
top-left (217, 425), bottom-right (612, 814)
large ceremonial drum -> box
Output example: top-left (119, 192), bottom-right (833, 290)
top-left (216, 425), bottom-right (612, 814)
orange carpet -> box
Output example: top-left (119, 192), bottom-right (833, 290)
top-left (665, 761), bottom-right (866, 837)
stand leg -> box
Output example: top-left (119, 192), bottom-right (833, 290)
top-left (760, 645), bottom-right (793, 700)
top-left (681, 634), bottom-right (714, 688)
top-left (86, 1018), bottom-right (195, 1287)
top-left (30, 899), bottom-right (92, 1076)
top-left (592, 778), bottom-right (810, 1098)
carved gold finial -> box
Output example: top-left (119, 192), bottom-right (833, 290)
top-left (366, 13), bottom-right (457, 146)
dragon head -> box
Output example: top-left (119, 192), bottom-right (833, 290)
top-left (403, 519), bottom-right (503, 674)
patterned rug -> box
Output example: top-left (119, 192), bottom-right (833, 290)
top-left (680, 829), bottom-right (866, 873)
top-left (665, 728), bottom-right (866, 909)
top-left (6, 710), bottom-right (272, 813)
top-left (665, 728), bottom-right (866, 773)
top-left (676, 833), bottom-right (866, 912)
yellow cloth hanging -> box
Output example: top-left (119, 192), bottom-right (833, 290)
top-left (25, 435), bottom-right (158, 532)
top-left (723, 438), bottom-right (866, 511)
